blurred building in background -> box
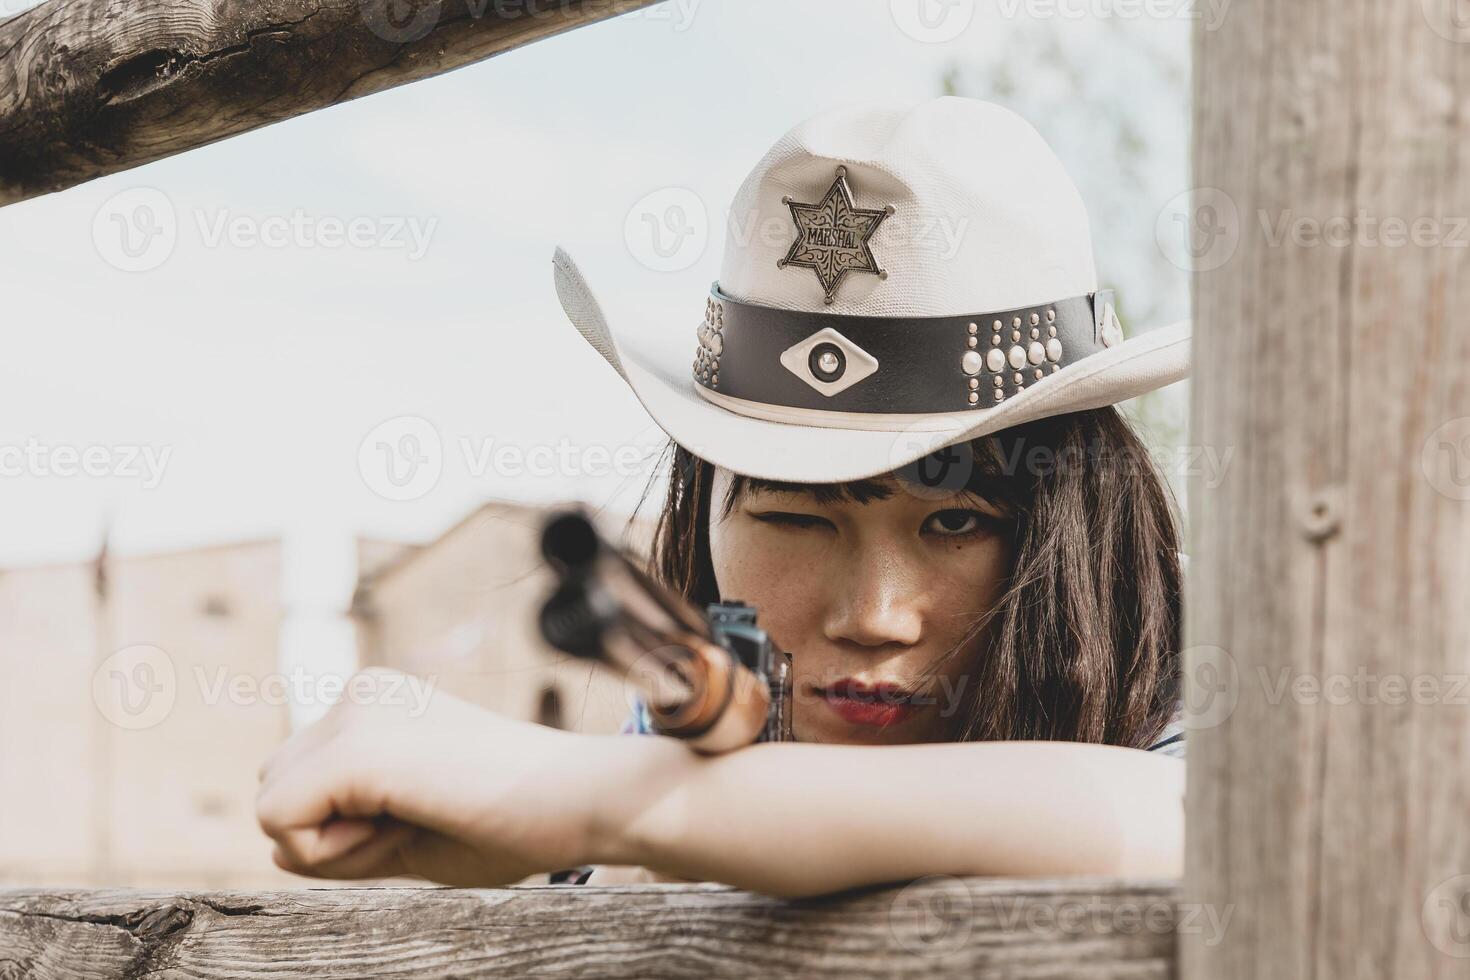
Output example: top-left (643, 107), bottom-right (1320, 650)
top-left (352, 501), bottom-right (653, 736)
top-left (0, 540), bottom-right (291, 889)
top-left (0, 500), bottom-right (652, 889)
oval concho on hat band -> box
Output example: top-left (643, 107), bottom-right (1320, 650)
top-left (692, 286), bottom-right (1123, 423)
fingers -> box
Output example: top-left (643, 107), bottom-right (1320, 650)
top-left (272, 819), bottom-right (418, 881)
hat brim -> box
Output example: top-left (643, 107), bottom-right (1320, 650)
top-left (553, 248), bottom-right (1191, 483)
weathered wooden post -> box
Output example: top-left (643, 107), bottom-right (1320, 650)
top-left (1185, 1), bottom-right (1470, 976)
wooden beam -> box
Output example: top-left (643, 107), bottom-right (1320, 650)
top-left (1185, 1), bottom-right (1470, 977)
top-left (0, 879), bottom-right (1182, 978)
top-left (0, 0), bottom-right (660, 206)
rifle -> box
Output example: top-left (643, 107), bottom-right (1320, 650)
top-left (537, 508), bottom-right (793, 751)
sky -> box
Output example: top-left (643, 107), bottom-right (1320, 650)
top-left (0, 0), bottom-right (1192, 686)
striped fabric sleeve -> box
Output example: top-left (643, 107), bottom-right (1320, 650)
top-left (1146, 701), bottom-right (1187, 759)
top-left (619, 697), bottom-right (655, 736)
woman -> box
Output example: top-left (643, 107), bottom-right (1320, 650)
top-left (256, 97), bottom-right (1192, 898)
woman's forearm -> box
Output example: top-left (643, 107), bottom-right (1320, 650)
top-left (590, 738), bottom-right (1184, 898)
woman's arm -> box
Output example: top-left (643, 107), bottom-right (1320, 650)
top-left (590, 739), bottom-right (1183, 896)
top-left (257, 671), bottom-right (1183, 899)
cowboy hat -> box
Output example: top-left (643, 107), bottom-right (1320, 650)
top-left (552, 96), bottom-right (1190, 483)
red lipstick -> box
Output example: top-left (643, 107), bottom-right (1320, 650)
top-left (816, 679), bottom-right (921, 728)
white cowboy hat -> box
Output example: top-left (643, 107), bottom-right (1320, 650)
top-left (552, 96), bottom-right (1190, 483)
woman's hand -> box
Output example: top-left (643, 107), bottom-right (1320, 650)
top-left (255, 668), bottom-right (670, 886)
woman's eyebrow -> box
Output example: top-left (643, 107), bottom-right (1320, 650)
top-left (738, 477), bottom-right (894, 506)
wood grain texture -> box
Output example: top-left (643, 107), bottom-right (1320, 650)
top-left (1186, 1), bottom-right (1470, 978)
top-left (0, 0), bottom-right (658, 206)
top-left (0, 879), bottom-right (1181, 978)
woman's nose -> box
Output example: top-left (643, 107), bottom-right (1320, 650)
top-left (821, 549), bottom-right (925, 649)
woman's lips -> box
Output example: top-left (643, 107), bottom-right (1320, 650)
top-left (815, 679), bottom-right (921, 728)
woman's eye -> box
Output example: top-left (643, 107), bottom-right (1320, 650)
top-left (923, 509), bottom-right (996, 538)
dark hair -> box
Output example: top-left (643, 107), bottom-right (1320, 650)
top-left (629, 405), bottom-right (1182, 750)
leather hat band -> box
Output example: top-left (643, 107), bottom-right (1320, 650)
top-left (691, 284), bottom-right (1119, 416)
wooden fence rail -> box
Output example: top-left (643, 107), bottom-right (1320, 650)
top-left (0, 0), bottom-right (659, 206)
top-left (0, 878), bottom-right (1184, 979)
